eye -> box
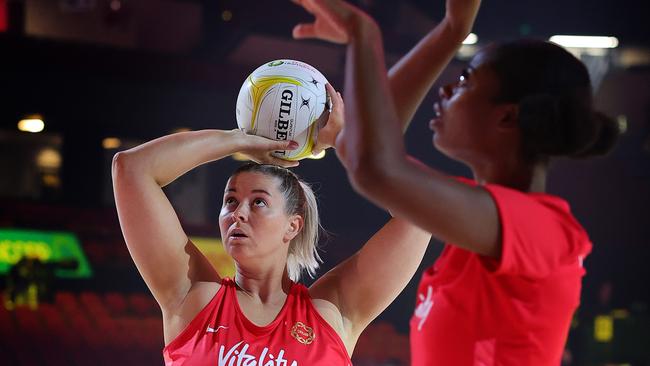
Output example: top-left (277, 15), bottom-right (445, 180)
top-left (252, 198), bottom-right (267, 207)
top-left (458, 71), bottom-right (469, 86)
top-left (224, 197), bottom-right (237, 206)
top-left (457, 67), bottom-right (472, 86)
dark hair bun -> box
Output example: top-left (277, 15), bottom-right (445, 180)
top-left (519, 96), bottom-right (620, 159)
top-left (573, 111), bottom-right (620, 158)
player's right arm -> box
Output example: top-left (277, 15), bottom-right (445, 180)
top-left (112, 129), bottom-right (296, 313)
top-left (388, 0), bottom-right (481, 130)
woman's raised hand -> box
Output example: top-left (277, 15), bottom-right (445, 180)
top-left (233, 129), bottom-right (300, 168)
top-left (291, 0), bottom-right (374, 44)
top-left (444, 0), bottom-right (482, 36)
top-left (312, 83), bottom-right (344, 156)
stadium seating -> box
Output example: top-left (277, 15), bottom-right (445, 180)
top-left (1, 290), bottom-right (409, 365)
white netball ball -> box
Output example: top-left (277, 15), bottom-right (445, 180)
top-left (236, 59), bottom-right (330, 161)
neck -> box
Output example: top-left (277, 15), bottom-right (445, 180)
top-left (233, 262), bottom-right (293, 304)
top-left (471, 155), bottom-right (547, 193)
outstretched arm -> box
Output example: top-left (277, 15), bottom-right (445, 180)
top-left (310, 217), bottom-right (431, 345)
top-left (112, 129), bottom-right (297, 314)
top-left (292, 0), bottom-right (499, 258)
top-left (388, 0), bottom-right (480, 130)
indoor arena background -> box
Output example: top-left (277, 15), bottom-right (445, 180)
top-left (1, 0), bottom-right (648, 365)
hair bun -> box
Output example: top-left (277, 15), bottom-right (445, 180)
top-left (573, 111), bottom-right (620, 158)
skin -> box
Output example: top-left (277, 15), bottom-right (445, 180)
top-left (112, 0), bottom-right (481, 357)
top-left (291, 0), bottom-right (549, 259)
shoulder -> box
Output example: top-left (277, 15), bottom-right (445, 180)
top-left (163, 280), bottom-right (224, 343)
top-left (308, 293), bottom-right (353, 354)
top-left (482, 182), bottom-right (575, 222)
top-left (305, 284), bottom-right (352, 347)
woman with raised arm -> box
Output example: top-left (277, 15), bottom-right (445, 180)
top-left (292, 0), bottom-right (619, 365)
top-left (111, 84), bottom-right (435, 365)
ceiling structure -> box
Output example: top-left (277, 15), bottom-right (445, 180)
top-left (1, 0), bottom-right (647, 136)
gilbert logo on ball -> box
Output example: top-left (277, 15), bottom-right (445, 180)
top-left (236, 59), bottom-right (330, 161)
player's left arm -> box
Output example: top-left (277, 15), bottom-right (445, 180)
top-left (310, 218), bottom-right (431, 340)
top-left (307, 84), bottom-right (432, 340)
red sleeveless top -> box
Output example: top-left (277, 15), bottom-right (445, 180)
top-left (163, 278), bottom-right (352, 366)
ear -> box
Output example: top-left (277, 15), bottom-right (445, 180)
top-left (496, 103), bottom-right (519, 130)
top-left (283, 214), bottom-right (304, 243)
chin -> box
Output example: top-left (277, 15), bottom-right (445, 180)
top-left (432, 134), bottom-right (447, 154)
top-left (226, 244), bottom-right (250, 260)
top-left (432, 138), bottom-right (463, 163)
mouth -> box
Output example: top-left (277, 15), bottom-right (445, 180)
top-left (430, 102), bottom-right (443, 130)
top-left (227, 228), bottom-right (249, 241)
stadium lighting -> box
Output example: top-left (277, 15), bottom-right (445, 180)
top-left (18, 117), bottom-right (45, 133)
top-left (617, 115), bottom-right (628, 134)
top-left (36, 148), bottom-right (62, 169)
top-left (102, 137), bottom-right (122, 149)
top-left (463, 33), bottom-right (478, 45)
top-left (550, 35), bottom-right (619, 49)
top-left (222, 10), bottom-right (233, 22)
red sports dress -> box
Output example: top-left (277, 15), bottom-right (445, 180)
top-left (163, 278), bottom-right (352, 366)
top-left (411, 181), bottom-right (592, 366)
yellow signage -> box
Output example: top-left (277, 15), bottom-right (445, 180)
top-left (594, 314), bottom-right (614, 342)
top-left (190, 237), bottom-right (235, 277)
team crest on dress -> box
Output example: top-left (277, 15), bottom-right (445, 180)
top-left (290, 322), bottom-right (314, 345)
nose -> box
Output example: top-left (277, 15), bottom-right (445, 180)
top-left (231, 204), bottom-right (248, 223)
top-left (439, 83), bottom-right (453, 100)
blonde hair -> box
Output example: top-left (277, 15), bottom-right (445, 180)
top-left (231, 163), bottom-right (322, 281)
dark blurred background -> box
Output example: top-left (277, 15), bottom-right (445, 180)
top-left (0, 0), bottom-right (648, 365)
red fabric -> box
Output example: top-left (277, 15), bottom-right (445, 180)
top-left (163, 278), bottom-right (352, 366)
top-left (410, 181), bottom-right (591, 366)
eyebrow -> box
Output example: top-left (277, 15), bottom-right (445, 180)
top-left (225, 188), bottom-right (272, 196)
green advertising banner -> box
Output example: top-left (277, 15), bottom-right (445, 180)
top-left (0, 229), bottom-right (92, 278)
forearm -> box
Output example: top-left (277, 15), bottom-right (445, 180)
top-left (389, 18), bottom-right (470, 131)
top-left (113, 129), bottom-right (241, 187)
top-left (340, 17), bottom-right (406, 177)
top-left (360, 157), bottom-right (500, 257)
top-left (352, 217), bottom-right (432, 312)
top-left (323, 217), bottom-right (431, 335)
